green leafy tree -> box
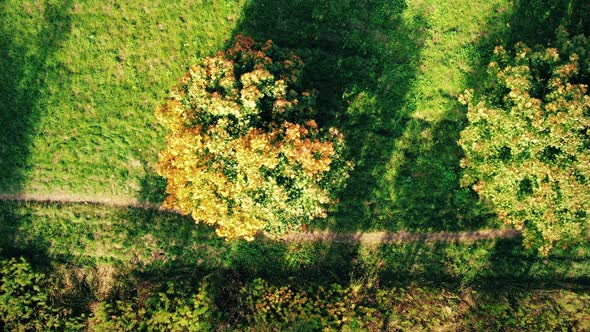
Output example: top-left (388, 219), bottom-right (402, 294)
top-left (459, 32), bottom-right (590, 256)
top-left (156, 35), bottom-right (350, 240)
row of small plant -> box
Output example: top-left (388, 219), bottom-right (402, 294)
top-left (2, 257), bottom-right (589, 331)
top-left (239, 279), bottom-right (590, 331)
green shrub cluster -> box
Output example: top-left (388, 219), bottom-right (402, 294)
top-left (0, 258), bottom-right (83, 331)
top-left (241, 279), bottom-right (377, 330)
top-left (1, 257), bottom-right (589, 331)
top-left (464, 290), bottom-right (590, 331)
top-left (239, 279), bottom-right (590, 331)
top-left (90, 282), bottom-right (215, 332)
top-left (459, 30), bottom-right (590, 255)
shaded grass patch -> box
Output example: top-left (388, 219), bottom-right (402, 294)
top-left (1, 201), bottom-right (588, 287)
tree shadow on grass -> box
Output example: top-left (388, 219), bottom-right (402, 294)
top-left (389, 118), bottom-right (497, 231)
top-left (109, 204), bottom-right (587, 290)
top-left (0, 0), bottom-right (73, 193)
top-left (111, 205), bottom-right (360, 285)
top-left (0, 201), bottom-right (51, 265)
top-left (137, 173), bottom-right (167, 205)
top-left (506, 0), bottom-right (590, 47)
top-left (230, 0), bottom-right (426, 232)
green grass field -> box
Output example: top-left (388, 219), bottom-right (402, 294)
top-left (1, 0), bottom-right (507, 231)
top-left (0, 0), bottom-right (244, 199)
top-left (2, 0), bottom-right (585, 231)
top-left (1, 0), bottom-right (589, 329)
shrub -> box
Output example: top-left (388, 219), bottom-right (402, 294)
top-left (239, 280), bottom-right (590, 331)
top-left (0, 257), bottom-right (83, 331)
top-left (156, 35), bottom-right (350, 240)
top-left (240, 278), bottom-right (378, 330)
top-left (90, 281), bottom-right (215, 331)
top-left (459, 32), bottom-right (590, 256)
top-left (464, 290), bottom-right (590, 331)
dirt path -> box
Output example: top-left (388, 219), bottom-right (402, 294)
top-left (280, 229), bottom-right (520, 244)
top-left (0, 192), bottom-right (161, 209)
top-left (0, 193), bottom-right (521, 244)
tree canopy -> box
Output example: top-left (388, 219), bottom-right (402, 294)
top-left (459, 31), bottom-right (590, 256)
top-left (156, 35), bottom-right (350, 240)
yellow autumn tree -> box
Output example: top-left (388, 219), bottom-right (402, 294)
top-left (459, 31), bottom-right (590, 256)
top-left (156, 35), bottom-right (350, 240)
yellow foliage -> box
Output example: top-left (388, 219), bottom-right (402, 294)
top-left (156, 35), bottom-right (350, 240)
top-left (459, 37), bottom-right (590, 255)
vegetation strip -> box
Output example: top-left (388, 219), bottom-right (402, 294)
top-left (0, 193), bottom-right (521, 244)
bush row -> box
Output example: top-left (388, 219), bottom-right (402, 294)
top-left (2, 257), bottom-right (589, 331)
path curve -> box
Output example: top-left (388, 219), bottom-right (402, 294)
top-left (0, 193), bottom-right (521, 245)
